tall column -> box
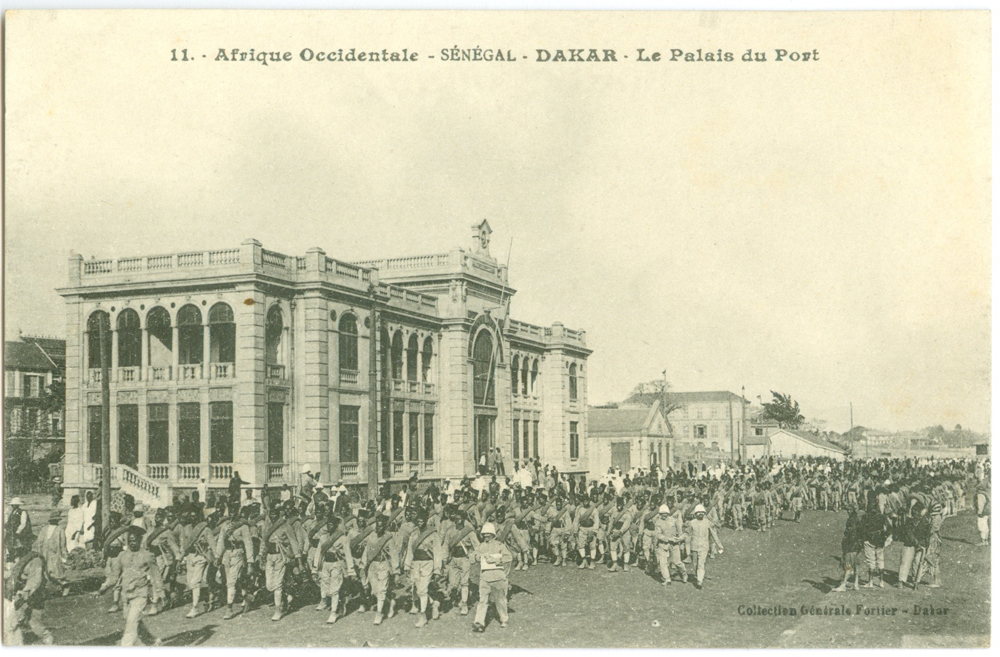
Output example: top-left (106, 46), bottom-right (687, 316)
top-left (301, 294), bottom-right (330, 482)
top-left (171, 325), bottom-right (180, 379)
top-left (402, 336), bottom-right (409, 383)
top-left (203, 317), bottom-right (211, 380)
top-left (111, 329), bottom-right (119, 382)
top-left (140, 326), bottom-right (149, 381)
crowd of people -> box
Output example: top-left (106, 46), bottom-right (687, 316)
top-left (2, 455), bottom-right (990, 646)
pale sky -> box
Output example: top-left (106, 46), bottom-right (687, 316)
top-left (4, 10), bottom-right (991, 433)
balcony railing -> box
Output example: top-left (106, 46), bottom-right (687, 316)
top-left (392, 379), bottom-right (404, 392)
top-left (149, 366), bottom-right (172, 382)
top-left (211, 464), bottom-right (233, 480)
top-left (179, 364), bottom-right (202, 381)
top-left (339, 369), bottom-right (359, 386)
top-left (423, 382), bottom-right (435, 395)
top-left (211, 363), bottom-right (234, 380)
top-left (407, 381), bottom-right (419, 393)
top-left (267, 463), bottom-right (288, 483)
top-left (89, 369), bottom-right (102, 384)
top-left (267, 364), bottom-right (286, 381)
top-left (178, 464), bottom-right (201, 480)
top-left (118, 367), bottom-right (140, 383)
top-left (340, 463), bottom-right (359, 478)
top-left (392, 462), bottom-right (404, 476)
top-left (146, 464), bottom-right (169, 480)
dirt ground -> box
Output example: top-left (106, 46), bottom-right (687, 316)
top-left (28, 506), bottom-right (989, 648)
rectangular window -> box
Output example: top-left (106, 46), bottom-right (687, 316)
top-left (5, 371), bottom-right (15, 396)
top-left (210, 402), bottom-right (233, 463)
top-left (512, 419), bottom-right (520, 459)
top-left (532, 420), bottom-right (539, 458)
top-left (178, 403), bottom-right (201, 464)
top-left (392, 411), bottom-right (404, 461)
top-left (711, 405), bottom-right (719, 418)
top-left (24, 375), bottom-right (43, 398)
top-left (523, 419), bottom-right (530, 459)
top-left (118, 404), bottom-right (139, 468)
top-left (339, 405), bottom-right (360, 463)
top-left (408, 412), bottom-right (420, 461)
top-left (424, 413), bottom-right (434, 461)
top-left (267, 403), bottom-right (284, 463)
top-left (148, 404), bottom-right (169, 464)
top-left (569, 421), bottom-right (579, 460)
top-left (711, 423), bottom-right (719, 438)
top-left (88, 406), bottom-right (102, 463)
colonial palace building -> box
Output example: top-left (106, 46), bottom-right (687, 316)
top-left (59, 221), bottom-right (590, 503)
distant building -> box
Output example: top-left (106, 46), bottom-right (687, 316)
top-left (4, 336), bottom-right (65, 444)
top-left (766, 428), bottom-right (846, 461)
top-left (58, 222), bottom-right (590, 505)
top-left (587, 401), bottom-right (669, 475)
top-left (664, 391), bottom-right (748, 465)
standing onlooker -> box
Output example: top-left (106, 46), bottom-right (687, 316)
top-left (494, 447), bottom-right (506, 476)
top-left (974, 481), bottom-right (991, 546)
top-left (228, 471), bottom-right (246, 505)
top-left (66, 495), bottom-right (86, 552)
top-left (861, 498), bottom-right (890, 587)
top-left (83, 491), bottom-right (99, 547)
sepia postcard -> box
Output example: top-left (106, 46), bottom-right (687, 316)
top-left (1, 9), bottom-right (991, 649)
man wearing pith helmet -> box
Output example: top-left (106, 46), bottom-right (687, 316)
top-left (653, 503), bottom-right (686, 585)
top-left (471, 521), bottom-right (513, 633)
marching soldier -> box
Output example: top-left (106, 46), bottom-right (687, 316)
top-left (443, 508), bottom-right (479, 615)
top-left (362, 514), bottom-right (398, 625)
top-left (574, 494), bottom-right (599, 569)
top-left (404, 510), bottom-right (443, 628)
top-left (607, 497), bottom-right (633, 572)
top-left (4, 549), bottom-right (54, 645)
top-left (260, 502), bottom-right (305, 621)
top-left (144, 508), bottom-right (183, 612)
top-left (216, 504), bottom-right (255, 619)
top-left (313, 514), bottom-right (354, 624)
top-left (113, 526), bottom-right (164, 646)
top-left (179, 509), bottom-right (216, 617)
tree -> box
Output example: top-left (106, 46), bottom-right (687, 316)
top-left (761, 391), bottom-right (804, 429)
top-left (623, 379), bottom-right (684, 436)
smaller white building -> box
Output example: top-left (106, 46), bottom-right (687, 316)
top-left (587, 401), bottom-right (669, 476)
top-left (768, 428), bottom-right (846, 461)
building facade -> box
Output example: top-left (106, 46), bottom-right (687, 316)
top-left (58, 222), bottom-right (590, 503)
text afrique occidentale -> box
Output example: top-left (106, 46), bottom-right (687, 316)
top-left (196, 47), bottom-right (820, 66)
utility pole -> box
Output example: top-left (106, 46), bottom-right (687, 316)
top-left (740, 386), bottom-right (746, 464)
top-left (98, 314), bottom-right (111, 532)
top-left (366, 285), bottom-right (380, 500)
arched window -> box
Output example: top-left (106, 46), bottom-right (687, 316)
top-left (177, 305), bottom-right (203, 365)
top-left (391, 331), bottom-right (404, 380)
top-left (521, 359), bottom-right (529, 396)
top-left (421, 337), bottom-right (434, 382)
top-left (511, 355), bottom-right (520, 395)
top-left (569, 363), bottom-right (578, 401)
top-left (265, 305), bottom-right (283, 365)
top-left (406, 334), bottom-right (419, 382)
top-left (116, 309), bottom-right (141, 368)
top-left (209, 303), bottom-right (235, 363)
top-left (338, 314), bottom-right (358, 373)
top-left (530, 360), bottom-right (539, 396)
top-left (146, 307), bottom-right (172, 368)
top-left (472, 330), bottom-right (495, 406)
top-left (87, 311), bottom-right (111, 369)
